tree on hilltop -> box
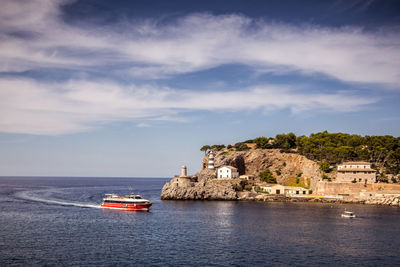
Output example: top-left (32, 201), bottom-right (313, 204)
top-left (234, 142), bottom-right (249, 151)
top-left (254, 136), bottom-right (272, 149)
top-left (200, 145), bottom-right (211, 155)
top-left (210, 144), bottom-right (225, 151)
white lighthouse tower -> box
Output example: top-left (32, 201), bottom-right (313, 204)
top-left (208, 151), bottom-right (215, 170)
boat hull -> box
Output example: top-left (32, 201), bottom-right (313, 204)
top-left (341, 214), bottom-right (356, 218)
top-left (100, 202), bottom-right (152, 211)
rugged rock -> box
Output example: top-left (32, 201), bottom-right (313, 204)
top-left (161, 148), bottom-right (322, 200)
top-left (161, 148), bottom-right (400, 206)
top-left (212, 149), bottom-right (322, 188)
top-left (161, 176), bottom-right (238, 200)
top-left (364, 196), bottom-right (400, 206)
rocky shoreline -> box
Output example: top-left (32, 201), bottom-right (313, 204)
top-left (161, 149), bottom-right (400, 207)
top-left (161, 176), bottom-right (400, 206)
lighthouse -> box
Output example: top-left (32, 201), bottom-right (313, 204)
top-left (208, 151), bottom-right (215, 170)
top-left (181, 165), bottom-right (187, 177)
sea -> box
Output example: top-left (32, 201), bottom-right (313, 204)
top-left (1, 176), bottom-right (400, 266)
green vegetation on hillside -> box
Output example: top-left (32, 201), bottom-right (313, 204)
top-left (234, 142), bottom-right (249, 151)
top-left (201, 131), bottom-right (400, 176)
top-left (259, 169), bottom-right (277, 184)
top-left (251, 131), bottom-right (400, 175)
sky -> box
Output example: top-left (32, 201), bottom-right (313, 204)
top-left (1, 0), bottom-right (400, 177)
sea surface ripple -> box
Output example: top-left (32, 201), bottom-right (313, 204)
top-left (1, 176), bottom-right (400, 266)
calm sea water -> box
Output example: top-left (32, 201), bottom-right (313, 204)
top-left (1, 177), bottom-right (400, 266)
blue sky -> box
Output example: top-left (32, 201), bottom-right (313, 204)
top-left (1, 0), bottom-right (400, 177)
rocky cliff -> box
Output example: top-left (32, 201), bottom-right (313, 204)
top-left (161, 148), bottom-right (322, 200)
top-left (160, 176), bottom-right (238, 200)
top-left (210, 149), bottom-right (322, 188)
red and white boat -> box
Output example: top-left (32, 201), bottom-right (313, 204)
top-left (100, 193), bottom-right (152, 211)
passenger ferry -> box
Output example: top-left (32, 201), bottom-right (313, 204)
top-left (100, 193), bottom-right (152, 211)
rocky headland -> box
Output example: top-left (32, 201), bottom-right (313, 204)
top-left (162, 148), bottom-right (319, 200)
top-left (161, 148), bottom-right (400, 206)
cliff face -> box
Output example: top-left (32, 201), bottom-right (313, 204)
top-left (161, 175), bottom-right (238, 200)
top-left (212, 149), bottom-right (322, 188)
top-left (161, 149), bottom-right (322, 200)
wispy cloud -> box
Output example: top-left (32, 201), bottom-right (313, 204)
top-left (0, 0), bottom-right (399, 85)
top-left (0, 78), bottom-right (376, 135)
top-left (0, 0), bottom-right (395, 135)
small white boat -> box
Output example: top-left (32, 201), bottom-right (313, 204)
top-left (341, 211), bottom-right (356, 218)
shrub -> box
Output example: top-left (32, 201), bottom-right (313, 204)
top-left (211, 144), bottom-right (225, 151)
top-left (244, 184), bottom-right (253, 191)
top-left (322, 174), bottom-right (332, 182)
top-left (259, 169), bottom-right (277, 184)
top-left (232, 184), bottom-right (243, 191)
top-left (378, 174), bottom-right (389, 183)
top-left (234, 142), bottom-right (249, 151)
top-left (253, 137), bottom-right (269, 149)
top-left (319, 162), bottom-right (331, 173)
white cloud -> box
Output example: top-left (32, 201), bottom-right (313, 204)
top-left (0, 1), bottom-right (395, 135)
top-left (0, 1), bottom-right (399, 85)
top-left (0, 78), bottom-right (376, 135)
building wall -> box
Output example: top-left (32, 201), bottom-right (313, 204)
top-left (217, 167), bottom-right (239, 178)
top-left (259, 184), bottom-right (304, 195)
top-left (315, 181), bottom-right (400, 196)
top-left (338, 163), bottom-right (371, 169)
top-left (284, 188), bottom-right (308, 195)
top-left (336, 162), bottom-right (376, 184)
top-left (337, 171), bottom-right (376, 183)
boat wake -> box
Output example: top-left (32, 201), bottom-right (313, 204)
top-left (15, 189), bottom-right (101, 209)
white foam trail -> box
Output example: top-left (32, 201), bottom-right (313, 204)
top-left (16, 189), bottom-right (101, 209)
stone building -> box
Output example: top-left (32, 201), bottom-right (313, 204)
top-left (336, 161), bottom-right (376, 184)
top-left (217, 166), bottom-right (239, 179)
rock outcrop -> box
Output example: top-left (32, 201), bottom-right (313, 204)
top-left (364, 196), bottom-right (400, 206)
top-left (161, 176), bottom-right (238, 200)
top-left (161, 148), bottom-right (400, 206)
top-left (212, 149), bottom-right (322, 188)
top-left (161, 149), bottom-right (322, 200)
